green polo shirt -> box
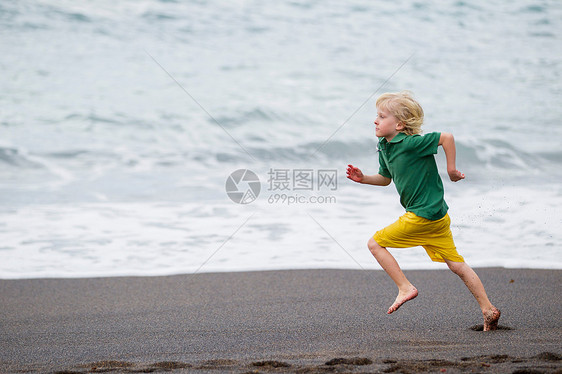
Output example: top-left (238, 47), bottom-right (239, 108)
top-left (378, 132), bottom-right (448, 220)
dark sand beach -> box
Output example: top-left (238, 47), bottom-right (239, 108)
top-left (1, 268), bottom-right (560, 373)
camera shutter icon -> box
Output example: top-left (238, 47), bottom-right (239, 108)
top-left (225, 169), bottom-right (261, 204)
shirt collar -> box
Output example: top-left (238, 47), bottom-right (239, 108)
top-left (380, 132), bottom-right (407, 144)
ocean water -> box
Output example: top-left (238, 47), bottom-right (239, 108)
top-left (1, 0), bottom-right (561, 279)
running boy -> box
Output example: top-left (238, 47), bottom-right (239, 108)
top-left (346, 91), bottom-right (500, 331)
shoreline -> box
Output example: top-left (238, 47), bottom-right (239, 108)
top-left (1, 268), bottom-right (560, 373)
top-left (2, 264), bottom-right (561, 282)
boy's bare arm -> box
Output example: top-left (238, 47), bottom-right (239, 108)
top-left (346, 164), bottom-right (392, 186)
top-left (438, 132), bottom-right (465, 182)
top-left (362, 174), bottom-right (392, 186)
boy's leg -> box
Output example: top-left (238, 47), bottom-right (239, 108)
top-left (367, 237), bottom-right (418, 314)
top-left (444, 260), bottom-right (500, 331)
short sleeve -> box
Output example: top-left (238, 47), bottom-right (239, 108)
top-left (378, 150), bottom-right (392, 179)
top-left (407, 132), bottom-right (441, 157)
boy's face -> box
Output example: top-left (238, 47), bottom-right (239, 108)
top-left (375, 107), bottom-right (403, 141)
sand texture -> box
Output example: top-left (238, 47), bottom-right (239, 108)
top-left (1, 268), bottom-right (560, 373)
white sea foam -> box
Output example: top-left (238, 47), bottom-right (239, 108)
top-left (0, 182), bottom-right (559, 279)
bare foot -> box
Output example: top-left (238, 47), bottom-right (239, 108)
top-left (387, 286), bottom-right (418, 314)
top-left (483, 306), bottom-right (501, 331)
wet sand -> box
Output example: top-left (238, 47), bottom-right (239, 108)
top-left (1, 268), bottom-right (560, 373)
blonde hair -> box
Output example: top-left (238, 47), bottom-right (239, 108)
top-left (376, 91), bottom-right (424, 135)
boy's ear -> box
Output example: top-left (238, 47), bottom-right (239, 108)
top-left (396, 122), bottom-right (405, 131)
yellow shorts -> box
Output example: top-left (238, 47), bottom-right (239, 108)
top-left (373, 212), bottom-right (464, 263)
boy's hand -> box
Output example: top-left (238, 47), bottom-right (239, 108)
top-left (448, 169), bottom-right (465, 182)
top-left (346, 164), bottom-right (364, 183)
